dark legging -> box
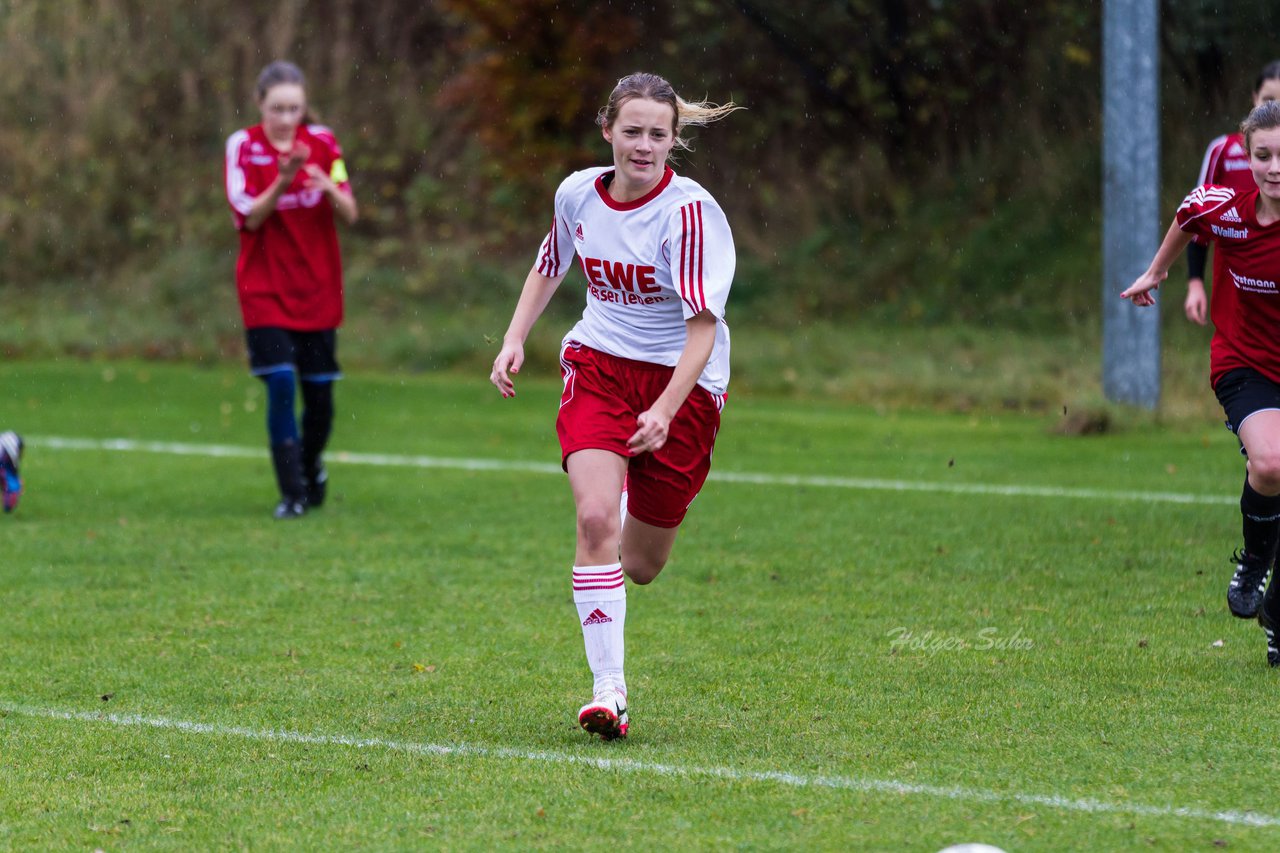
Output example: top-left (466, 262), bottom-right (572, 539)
top-left (300, 379), bottom-right (334, 474)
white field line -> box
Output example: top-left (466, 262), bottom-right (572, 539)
top-left (1, 702), bottom-right (1277, 829)
top-left (34, 435), bottom-right (1236, 506)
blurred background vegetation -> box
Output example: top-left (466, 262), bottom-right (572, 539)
top-left (1, 0), bottom-right (1278, 418)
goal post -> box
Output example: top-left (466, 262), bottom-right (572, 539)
top-left (1102, 0), bottom-right (1161, 410)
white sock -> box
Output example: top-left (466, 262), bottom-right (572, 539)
top-left (572, 562), bottom-right (626, 697)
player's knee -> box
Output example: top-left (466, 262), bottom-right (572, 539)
top-left (1250, 452), bottom-right (1280, 493)
top-left (622, 557), bottom-right (665, 585)
top-left (576, 505), bottom-right (620, 552)
top-left (301, 380), bottom-right (334, 426)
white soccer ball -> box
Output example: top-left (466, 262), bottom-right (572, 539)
top-left (936, 846), bottom-right (1008, 853)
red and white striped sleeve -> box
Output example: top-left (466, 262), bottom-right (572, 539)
top-left (667, 196), bottom-right (735, 321)
top-left (1196, 135), bottom-right (1229, 186)
top-left (1189, 136), bottom-right (1230, 247)
top-left (1176, 184), bottom-right (1238, 239)
top-left (533, 183), bottom-right (576, 278)
top-left (224, 129), bottom-right (256, 230)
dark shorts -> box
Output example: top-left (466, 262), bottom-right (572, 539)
top-left (556, 341), bottom-right (723, 529)
top-left (245, 328), bottom-right (342, 381)
top-left (1214, 367), bottom-right (1280, 454)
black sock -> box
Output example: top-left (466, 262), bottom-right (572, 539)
top-left (1242, 478), bottom-right (1280, 559)
top-left (1265, 576), bottom-right (1280, 622)
top-left (300, 380), bottom-right (334, 477)
top-left (270, 439), bottom-right (305, 502)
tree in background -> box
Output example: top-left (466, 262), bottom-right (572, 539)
top-left (3, 0), bottom-right (1279, 327)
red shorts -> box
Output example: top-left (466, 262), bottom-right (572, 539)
top-left (557, 342), bottom-right (723, 528)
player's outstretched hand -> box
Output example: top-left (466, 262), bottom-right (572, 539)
top-left (491, 341), bottom-right (524, 398)
top-left (628, 409), bottom-right (672, 455)
top-left (1120, 270), bottom-right (1165, 307)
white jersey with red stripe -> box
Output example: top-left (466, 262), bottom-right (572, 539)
top-left (535, 165), bottom-right (735, 396)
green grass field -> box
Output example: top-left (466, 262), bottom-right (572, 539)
top-left (2, 359), bottom-right (1278, 851)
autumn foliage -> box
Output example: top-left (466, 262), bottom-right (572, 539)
top-left (2, 0), bottom-right (1279, 321)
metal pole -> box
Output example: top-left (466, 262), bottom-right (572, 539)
top-left (1102, 0), bottom-right (1161, 409)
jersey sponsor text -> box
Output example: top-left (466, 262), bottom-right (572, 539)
top-left (1230, 269), bottom-right (1278, 293)
top-left (587, 284), bottom-right (668, 306)
top-left (580, 256), bottom-right (661, 294)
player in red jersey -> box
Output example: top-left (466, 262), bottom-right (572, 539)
top-left (1183, 62), bottom-right (1280, 325)
top-left (490, 73), bottom-right (740, 739)
top-left (225, 61), bottom-right (358, 519)
top-left (1123, 100), bottom-right (1280, 665)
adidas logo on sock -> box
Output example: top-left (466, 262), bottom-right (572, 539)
top-left (1222, 206), bottom-right (1243, 223)
top-left (582, 608), bottom-right (613, 626)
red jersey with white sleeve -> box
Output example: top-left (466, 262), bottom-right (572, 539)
top-left (535, 166), bottom-right (735, 396)
top-left (1177, 185), bottom-right (1280, 386)
top-left (224, 123), bottom-right (351, 330)
top-left (1196, 133), bottom-right (1253, 191)
top-left (1192, 132), bottom-right (1253, 251)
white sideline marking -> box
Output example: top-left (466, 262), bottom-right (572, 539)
top-left (1, 702), bottom-right (1276, 829)
top-left (34, 435), bottom-right (1236, 506)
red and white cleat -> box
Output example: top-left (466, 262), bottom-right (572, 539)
top-left (578, 689), bottom-right (629, 740)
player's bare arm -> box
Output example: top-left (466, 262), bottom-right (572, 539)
top-left (491, 266), bottom-right (567, 398)
top-left (628, 311), bottom-right (717, 454)
top-left (1122, 219), bottom-right (1195, 306)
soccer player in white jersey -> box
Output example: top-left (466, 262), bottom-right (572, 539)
top-left (1124, 100), bottom-right (1280, 666)
top-left (490, 72), bottom-right (740, 739)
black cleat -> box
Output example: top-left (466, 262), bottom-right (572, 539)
top-left (1228, 550), bottom-right (1270, 619)
top-left (305, 463), bottom-right (328, 508)
top-left (1259, 607), bottom-right (1280, 668)
top-left (273, 498), bottom-right (307, 520)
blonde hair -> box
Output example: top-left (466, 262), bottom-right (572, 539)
top-left (596, 72), bottom-right (741, 151)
